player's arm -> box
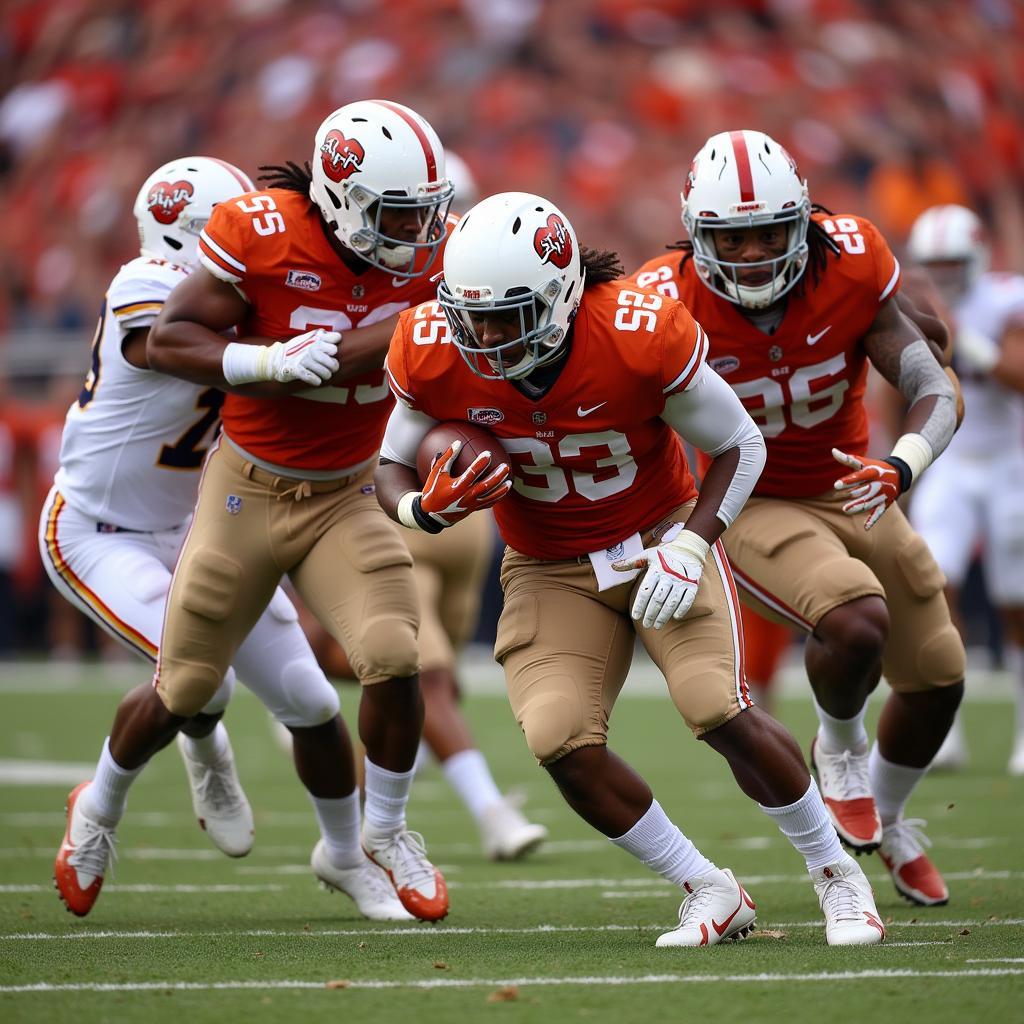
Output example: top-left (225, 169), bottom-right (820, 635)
top-left (895, 284), bottom-right (950, 364)
top-left (148, 268), bottom-right (339, 396)
top-left (834, 295), bottom-right (958, 529)
top-left (953, 316), bottom-right (1024, 393)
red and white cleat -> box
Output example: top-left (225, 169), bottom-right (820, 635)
top-left (811, 738), bottom-right (883, 852)
top-left (362, 827), bottom-right (449, 921)
top-left (53, 782), bottom-right (117, 918)
top-left (655, 868), bottom-right (757, 947)
top-left (878, 818), bottom-right (948, 906)
top-left (813, 855), bottom-right (886, 946)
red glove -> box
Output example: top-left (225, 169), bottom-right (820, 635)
top-left (418, 441), bottom-right (511, 528)
top-left (832, 448), bottom-right (906, 530)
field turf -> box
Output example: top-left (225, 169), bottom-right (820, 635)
top-left (1, 662), bottom-right (1021, 1022)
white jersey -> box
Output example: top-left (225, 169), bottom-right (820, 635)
top-left (952, 271), bottom-right (1024, 460)
top-left (54, 256), bottom-right (221, 530)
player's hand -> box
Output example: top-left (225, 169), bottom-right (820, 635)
top-left (832, 448), bottom-right (903, 530)
top-left (418, 441), bottom-right (512, 527)
top-left (612, 529), bottom-right (709, 629)
top-left (261, 329), bottom-right (340, 386)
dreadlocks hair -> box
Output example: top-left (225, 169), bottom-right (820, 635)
top-left (580, 246), bottom-right (625, 287)
top-left (666, 203), bottom-right (841, 298)
top-left (257, 161), bottom-right (314, 197)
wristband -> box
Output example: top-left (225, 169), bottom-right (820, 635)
top-left (222, 341), bottom-right (273, 385)
top-left (397, 491), bottom-right (421, 530)
top-left (665, 528), bottom-right (711, 565)
top-left (888, 432), bottom-right (933, 486)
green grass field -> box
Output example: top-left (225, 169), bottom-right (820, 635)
top-left (1, 663), bottom-right (1022, 1023)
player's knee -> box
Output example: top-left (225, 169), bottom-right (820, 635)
top-left (156, 662), bottom-right (226, 718)
top-left (199, 667), bottom-right (236, 716)
top-left (359, 616), bottom-right (419, 681)
top-left (278, 659), bottom-right (340, 727)
top-left (519, 689), bottom-right (583, 763)
top-left (916, 624), bottom-right (966, 689)
top-left (678, 675), bottom-right (740, 734)
top-left (819, 597), bottom-right (889, 663)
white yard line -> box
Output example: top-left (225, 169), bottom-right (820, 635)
top-left (1, 968), bottom-right (1022, 994)
top-left (0, 884), bottom-right (284, 894)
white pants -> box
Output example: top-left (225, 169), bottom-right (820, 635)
top-left (39, 487), bottom-right (340, 727)
top-left (910, 450), bottom-right (1024, 605)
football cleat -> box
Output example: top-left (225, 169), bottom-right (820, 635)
top-left (1009, 732), bottom-right (1024, 777)
top-left (811, 737), bottom-right (883, 851)
top-left (812, 855), bottom-right (886, 945)
top-left (54, 782), bottom-right (117, 917)
top-left (362, 827), bottom-right (449, 921)
top-left (479, 794), bottom-right (548, 861)
top-left (176, 732), bottom-right (254, 857)
top-left (311, 841), bottom-right (415, 921)
top-left (878, 818), bottom-right (948, 906)
top-left (655, 868), bottom-right (757, 948)
top-left (930, 716), bottom-right (969, 771)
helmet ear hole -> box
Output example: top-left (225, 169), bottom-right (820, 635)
top-left (163, 236), bottom-right (183, 251)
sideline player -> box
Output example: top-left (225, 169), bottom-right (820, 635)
top-left (141, 101), bottom-right (454, 921)
top-left (906, 204), bottom-right (1024, 775)
top-left (46, 157), bottom-right (409, 922)
top-left (377, 191), bottom-right (886, 948)
top-left (630, 130), bottom-right (964, 907)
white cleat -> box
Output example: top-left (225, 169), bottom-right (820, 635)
top-left (1009, 733), bottom-right (1024, 777)
top-left (811, 738), bottom-right (882, 852)
top-left (479, 794), bottom-right (548, 861)
top-left (362, 826), bottom-right (449, 921)
top-left (655, 868), bottom-right (757, 948)
top-left (931, 716), bottom-right (969, 772)
top-left (54, 782), bottom-right (117, 917)
top-left (176, 732), bottom-right (254, 857)
top-left (311, 840), bottom-right (414, 921)
top-left (812, 854), bottom-right (886, 946)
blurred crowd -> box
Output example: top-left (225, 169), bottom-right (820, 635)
top-left (0, 0), bottom-right (1021, 655)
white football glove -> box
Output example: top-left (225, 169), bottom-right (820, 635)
top-left (260, 329), bottom-right (340, 385)
top-left (612, 529), bottom-right (710, 629)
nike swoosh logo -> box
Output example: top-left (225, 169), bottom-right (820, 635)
top-left (807, 326), bottom-right (832, 346)
top-left (712, 890), bottom-right (744, 935)
top-left (577, 402), bottom-right (607, 417)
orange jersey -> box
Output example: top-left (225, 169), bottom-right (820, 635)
top-left (387, 281), bottom-right (706, 560)
top-left (629, 213), bottom-right (901, 498)
top-left (199, 189), bottom-right (446, 472)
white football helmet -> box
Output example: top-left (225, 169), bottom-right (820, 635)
top-left (133, 156), bottom-right (254, 266)
top-left (682, 129), bottom-right (811, 309)
top-left (438, 192), bottom-right (584, 380)
top-left (444, 151), bottom-right (479, 214)
top-left (309, 99), bottom-right (453, 278)
top-left (907, 204), bottom-right (989, 298)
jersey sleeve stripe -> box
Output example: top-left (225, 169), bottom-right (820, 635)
top-left (199, 230), bottom-right (246, 274)
top-left (879, 257), bottom-right (901, 301)
top-left (112, 300), bottom-right (164, 317)
top-left (663, 323), bottom-right (709, 394)
top-left (386, 366), bottom-right (415, 404)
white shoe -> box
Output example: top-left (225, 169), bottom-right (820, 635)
top-left (655, 868), bottom-right (756, 948)
top-left (311, 840), bottom-right (414, 921)
top-left (54, 782), bottom-right (117, 917)
top-left (812, 854), bottom-right (886, 946)
top-left (878, 818), bottom-right (948, 906)
top-left (931, 716), bottom-right (969, 771)
top-left (479, 794), bottom-right (548, 861)
top-left (176, 732), bottom-right (254, 857)
top-left (1009, 733), bottom-right (1024, 776)
top-left (811, 738), bottom-right (882, 851)
top-left (362, 826), bottom-right (449, 921)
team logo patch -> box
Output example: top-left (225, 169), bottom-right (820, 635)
top-left (531, 411), bottom-right (547, 426)
top-left (768, 345), bottom-right (783, 362)
top-left (352, 284), bottom-right (366, 299)
top-left (286, 269), bottom-right (322, 291)
top-left (467, 407), bottom-right (505, 425)
top-left (710, 355), bottom-right (740, 375)
top-left (225, 495), bottom-right (242, 515)
top-left (533, 214), bottom-right (573, 270)
top-left (147, 180), bottom-right (194, 225)
top-left (320, 130), bottom-right (365, 182)
top-left (361, 484), bottom-right (376, 495)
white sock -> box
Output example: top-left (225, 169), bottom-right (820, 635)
top-left (310, 789), bottom-right (363, 869)
top-left (1007, 646), bottom-right (1024, 734)
top-left (182, 721), bottom-right (229, 765)
top-left (610, 800), bottom-right (718, 887)
top-left (440, 749), bottom-right (503, 821)
top-left (363, 757), bottom-right (414, 837)
top-left (82, 738), bottom-right (144, 827)
top-left (413, 740), bottom-right (432, 776)
top-left (759, 779), bottom-right (844, 872)
top-left (814, 697), bottom-right (869, 754)
top-left (869, 742), bottom-right (928, 825)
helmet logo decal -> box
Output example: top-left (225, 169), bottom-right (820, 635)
top-left (320, 131), bottom-right (365, 182)
top-left (533, 214), bottom-right (573, 270)
top-left (683, 156), bottom-right (699, 199)
top-left (147, 180), bottom-right (194, 224)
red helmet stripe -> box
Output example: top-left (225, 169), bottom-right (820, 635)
top-left (372, 100), bottom-right (438, 181)
top-left (206, 157), bottom-right (254, 192)
top-left (728, 131), bottom-right (755, 203)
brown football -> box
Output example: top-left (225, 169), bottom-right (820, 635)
top-left (416, 420), bottom-right (510, 485)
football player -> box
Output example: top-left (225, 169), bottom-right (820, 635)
top-left (46, 156), bottom-right (410, 922)
top-left (906, 204), bottom-right (1024, 775)
top-left (376, 191), bottom-right (886, 948)
top-left (629, 130), bottom-right (964, 907)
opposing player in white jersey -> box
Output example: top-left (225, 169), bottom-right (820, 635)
top-left (906, 205), bottom-right (1024, 774)
top-left (42, 156), bottom-right (410, 921)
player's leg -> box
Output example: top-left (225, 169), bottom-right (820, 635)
top-left (290, 477), bottom-right (445, 921)
top-left (642, 533), bottom-right (882, 947)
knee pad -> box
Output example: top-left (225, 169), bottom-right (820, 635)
top-left (916, 623), bottom-right (966, 689)
top-left (276, 659), bottom-right (340, 728)
top-left (200, 667), bottom-right (236, 716)
top-left (358, 616), bottom-right (419, 681)
top-left (178, 549), bottom-right (242, 621)
top-left (156, 660), bottom-right (226, 717)
top-left (519, 687), bottom-right (584, 764)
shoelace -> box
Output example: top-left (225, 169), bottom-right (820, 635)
top-left (674, 882), bottom-right (715, 930)
top-left (69, 817), bottom-right (118, 880)
top-left (386, 831), bottom-right (437, 891)
top-left (192, 759), bottom-right (243, 814)
top-left (819, 748), bottom-right (872, 799)
top-left (884, 818), bottom-right (931, 862)
top-left (818, 875), bottom-right (861, 921)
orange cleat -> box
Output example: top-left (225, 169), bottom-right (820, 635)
top-left (54, 782), bottom-right (117, 917)
top-left (878, 818), bottom-right (949, 906)
top-left (362, 827), bottom-right (449, 921)
top-left (811, 738), bottom-right (883, 852)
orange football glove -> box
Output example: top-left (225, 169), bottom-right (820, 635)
top-left (832, 448), bottom-right (907, 530)
top-left (418, 441), bottom-right (512, 528)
